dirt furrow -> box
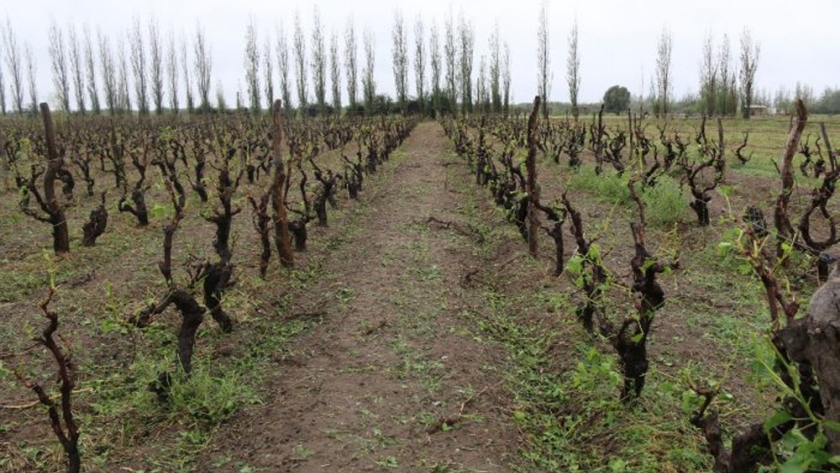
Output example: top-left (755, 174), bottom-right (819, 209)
top-left (200, 122), bottom-right (516, 473)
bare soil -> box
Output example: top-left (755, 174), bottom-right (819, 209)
top-left (195, 122), bottom-right (519, 472)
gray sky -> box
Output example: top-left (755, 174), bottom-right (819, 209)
top-left (4, 0), bottom-right (839, 108)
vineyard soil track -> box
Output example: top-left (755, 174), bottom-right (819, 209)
top-left (6, 115), bottom-right (836, 472)
top-left (197, 122), bottom-right (519, 472)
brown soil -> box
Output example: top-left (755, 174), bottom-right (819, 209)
top-left (196, 122), bottom-right (518, 472)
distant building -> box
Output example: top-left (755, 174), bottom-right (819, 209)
top-left (747, 105), bottom-right (776, 116)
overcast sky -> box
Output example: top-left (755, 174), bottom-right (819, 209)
top-left (4, 0), bottom-right (839, 108)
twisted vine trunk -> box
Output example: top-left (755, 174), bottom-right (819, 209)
top-left (271, 100), bottom-right (294, 268)
top-left (526, 96), bottom-right (541, 258)
top-left (774, 100), bottom-right (807, 258)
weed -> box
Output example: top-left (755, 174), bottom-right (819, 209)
top-left (568, 165), bottom-right (687, 227)
top-left (375, 455), bottom-right (400, 468)
top-left (642, 175), bottom-right (688, 226)
top-left (462, 285), bottom-right (712, 472)
top-left (292, 444), bottom-right (315, 459)
top-left (164, 362), bottom-right (261, 425)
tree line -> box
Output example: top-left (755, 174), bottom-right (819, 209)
top-left (0, 8), bottom-right (518, 118)
top-left (6, 6), bottom-right (837, 120)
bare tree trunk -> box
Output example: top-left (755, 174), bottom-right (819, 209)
top-left (526, 96), bottom-right (541, 257)
top-left (41, 103), bottom-right (71, 254)
top-left (271, 100), bottom-right (294, 267)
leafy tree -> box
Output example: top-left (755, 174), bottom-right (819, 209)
top-left (603, 85), bottom-right (630, 114)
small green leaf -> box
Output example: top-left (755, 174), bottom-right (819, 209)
top-left (764, 410), bottom-right (793, 434)
top-left (609, 458), bottom-right (627, 472)
top-left (151, 203), bottom-right (167, 219)
top-left (781, 427), bottom-right (809, 450)
top-left (779, 454), bottom-right (809, 473)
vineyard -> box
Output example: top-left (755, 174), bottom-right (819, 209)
top-left (3, 100), bottom-right (840, 473)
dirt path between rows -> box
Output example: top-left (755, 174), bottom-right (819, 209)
top-left (199, 122), bottom-right (518, 472)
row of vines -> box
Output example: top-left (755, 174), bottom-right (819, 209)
top-left (442, 98), bottom-right (840, 472)
top-left (0, 101), bottom-right (416, 472)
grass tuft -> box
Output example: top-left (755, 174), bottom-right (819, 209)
top-left (567, 165), bottom-right (688, 227)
